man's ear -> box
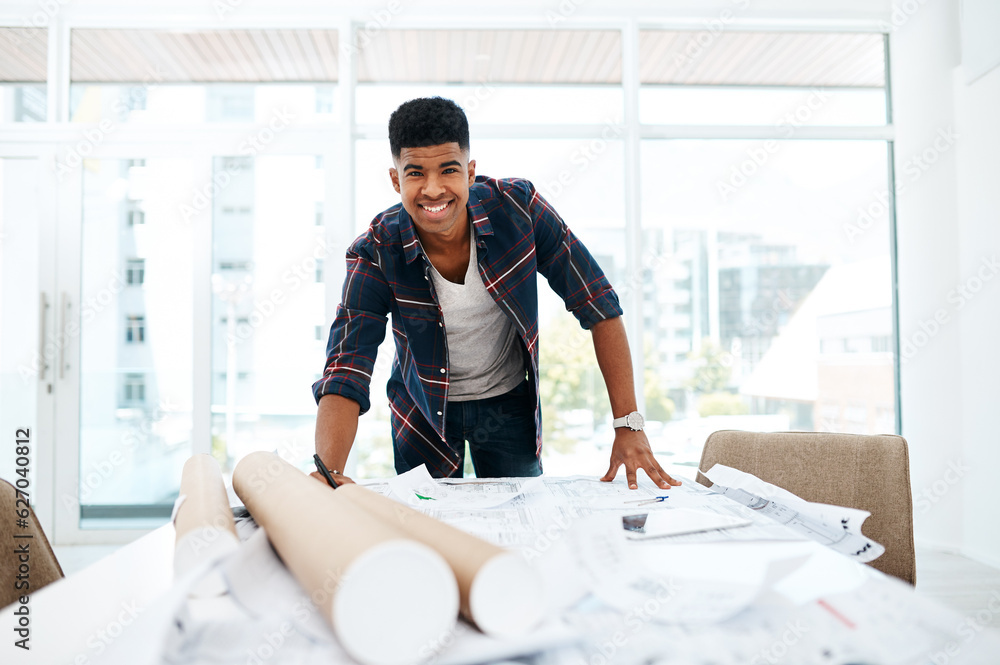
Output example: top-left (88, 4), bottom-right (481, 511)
top-left (389, 167), bottom-right (401, 194)
top-left (467, 159), bottom-right (476, 186)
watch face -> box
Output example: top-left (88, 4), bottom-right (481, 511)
top-left (627, 412), bottom-right (644, 430)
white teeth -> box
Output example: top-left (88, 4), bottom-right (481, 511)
top-left (423, 202), bottom-right (448, 213)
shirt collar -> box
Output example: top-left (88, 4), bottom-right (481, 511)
top-left (399, 184), bottom-right (495, 264)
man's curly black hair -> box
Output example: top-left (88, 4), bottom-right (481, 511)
top-left (388, 97), bottom-right (470, 159)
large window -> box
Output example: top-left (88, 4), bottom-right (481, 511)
top-left (79, 158), bottom-right (198, 520)
top-left (1, 18), bottom-right (899, 538)
top-left (210, 154), bottom-right (327, 474)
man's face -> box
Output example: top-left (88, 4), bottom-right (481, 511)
top-left (390, 143), bottom-right (476, 242)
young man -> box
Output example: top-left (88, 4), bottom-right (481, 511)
top-left (312, 97), bottom-right (679, 491)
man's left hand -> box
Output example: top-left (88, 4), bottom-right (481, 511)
top-left (600, 428), bottom-right (682, 490)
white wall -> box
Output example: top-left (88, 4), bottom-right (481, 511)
top-left (892, 0), bottom-right (1000, 566)
top-left (954, 55), bottom-right (1000, 568)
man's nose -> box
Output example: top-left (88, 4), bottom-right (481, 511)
top-left (422, 174), bottom-right (446, 198)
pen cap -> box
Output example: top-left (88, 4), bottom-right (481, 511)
top-left (233, 452), bottom-right (458, 665)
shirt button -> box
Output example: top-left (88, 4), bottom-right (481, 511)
top-left (424, 275), bottom-right (429, 280)
top-left (437, 411), bottom-right (443, 416)
top-left (438, 322), bottom-right (443, 327)
top-left (439, 368), bottom-right (446, 374)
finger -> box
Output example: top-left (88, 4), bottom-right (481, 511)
top-left (645, 464), bottom-right (671, 490)
top-left (647, 464), bottom-right (682, 488)
top-left (625, 465), bottom-right (639, 490)
top-left (600, 458), bottom-right (619, 482)
top-left (335, 473), bottom-right (356, 485)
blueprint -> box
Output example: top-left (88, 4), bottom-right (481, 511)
top-left (703, 464), bottom-right (886, 563)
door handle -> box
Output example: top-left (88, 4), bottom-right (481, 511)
top-left (38, 292), bottom-right (50, 381)
top-left (59, 292), bottom-right (70, 379)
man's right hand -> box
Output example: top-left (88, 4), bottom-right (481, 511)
top-left (309, 470), bottom-right (356, 488)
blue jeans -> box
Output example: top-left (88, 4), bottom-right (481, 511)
top-left (393, 378), bottom-right (542, 478)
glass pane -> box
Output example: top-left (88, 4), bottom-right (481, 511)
top-left (640, 86), bottom-right (886, 126)
top-left (0, 159), bottom-right (41, 484)
top-left (0, 28), bottom-right (47, 122)
top-left (351, 137), bottom-right (626, 478)
top-left (69, 83), bottom-right (337, 124)
top-left (640, 139), bottom-right (895, 469)
top-left (210, 155), bottom-right (327, 475)
top-left (79, 158), bottom-right (197, 522)
top-left (70, 28), bottom-right (340, 124)
top-left (357, 84), bottom-right (622, 125)
top-left (0, 84), bottom-right (47, 122)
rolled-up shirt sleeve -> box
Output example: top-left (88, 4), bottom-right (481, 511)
top-left (524, 181), bottom-right (624, 329)
top-left (311, 241), bottom-right (391, 414)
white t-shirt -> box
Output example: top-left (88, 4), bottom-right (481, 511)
top-left (428, 233), bottom-right (525, 402)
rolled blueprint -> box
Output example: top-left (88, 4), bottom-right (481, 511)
top-left (173, 454), bottom-right (239, 583)
top-left (336, 482), bottom-right (544, 637)
top-left (232, 452), bottom-right (458, 665)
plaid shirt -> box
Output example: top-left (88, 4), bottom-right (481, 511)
top-left (312, 176), bottom-right (623, 476)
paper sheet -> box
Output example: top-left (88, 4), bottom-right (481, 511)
top-left (387, 465), bottom-right (543, 509)
top-left (704, 464), bottom-right (886, 563)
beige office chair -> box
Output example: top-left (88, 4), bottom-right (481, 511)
top-left (697, 430), bottom-right (916, 585)
top-left (0, 478), bottom-right (64, 608)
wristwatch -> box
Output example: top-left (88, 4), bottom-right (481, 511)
top-left (612, 411), bottom-right (645, 431)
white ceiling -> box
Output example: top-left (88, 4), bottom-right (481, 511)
top-left (0, 27), bottom-right (883, 87)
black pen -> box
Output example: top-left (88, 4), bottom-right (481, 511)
top-left (313, 454), bottom-right (339, 489)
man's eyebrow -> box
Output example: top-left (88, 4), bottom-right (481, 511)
top-left (402, 160), bottom-right (462, 173)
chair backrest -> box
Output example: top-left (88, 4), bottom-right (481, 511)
top-left (697, 430), bottom-right (916, 585)
top-left (0, 478), bottom-right (64, 609)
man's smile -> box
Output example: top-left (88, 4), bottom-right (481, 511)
top-left (420, 200), bottom-right (452, 219)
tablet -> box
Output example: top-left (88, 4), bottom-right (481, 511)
top-left (622, 508), bottom-right (752, 539)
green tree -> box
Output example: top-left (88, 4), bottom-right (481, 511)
top-left (697, 392), bottom-right (749, 417)
top-left (643, 337), bottom-right (675, 422)
top-left (685, 338), bottom-right (732, 394)
top-left (538, 313), bottom-right (607, 453)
